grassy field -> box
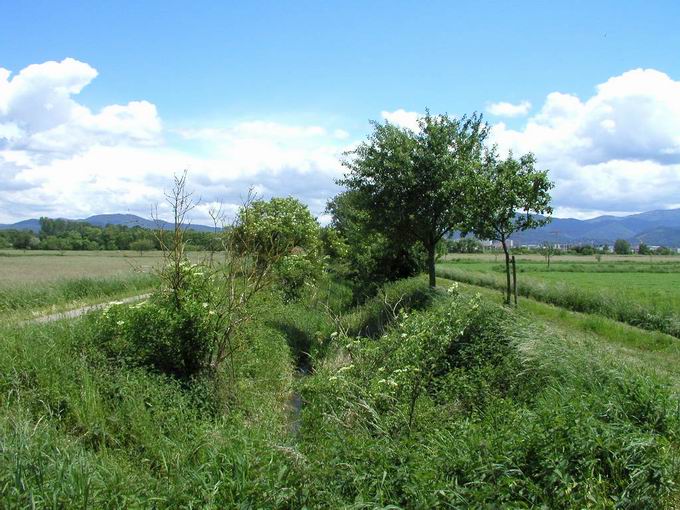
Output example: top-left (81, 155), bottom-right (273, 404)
top-left (1, 249), bottom-right (680, 506)
top-left (438, 254), bottom-right (680, 336)
top-left (0, 250), bottom-right (209, 286)
top-left (0, 251), bottom-right (211, 319)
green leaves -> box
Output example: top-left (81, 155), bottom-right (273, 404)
top-left (339, 111), bottom-right (490, 287)
top-left (467, 149), bottom-right (554, 242)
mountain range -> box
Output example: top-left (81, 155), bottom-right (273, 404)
top-left (0, 214), bottom-right (215, 233)
top-left (510, 208), bottom-right (680, 247)
top-left (2, 209), bottom-right (680, 247)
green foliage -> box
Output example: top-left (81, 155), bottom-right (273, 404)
top-left (326, 190), bottom-right (425, 299)
top-left (0, 297), bottom-right (297, 508)
top-left (129, 238), bottom-right (155, 254)
top-left (234, 196), bottom-right (323, 300)
top-left (96, 262), bottom-right (217, 377)
top-left (639, 242), bottom-right (652, 255)
top-left (0, 217), bottom-right (218, 252)
top-left (340, 111), bottom-right (489, 287)
top-left (447, 237), bottom-right (483, 253)
top-left (466, 149), bottom-right (553, 303)
top-left (615, 238), bottom-right (632, 255)
top-left (299, 291), bottom-right (679, 508)
top-left (234, 197), bottom-right (321, 260)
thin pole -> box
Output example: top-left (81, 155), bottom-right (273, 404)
top-left (512, 255), bottom-right (518, 307)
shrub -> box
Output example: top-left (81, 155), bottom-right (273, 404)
top-left (96, 262), bottom-right (218, 377)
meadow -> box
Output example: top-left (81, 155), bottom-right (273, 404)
top-left (1, 247), bottom-right (680, 507)
top-left (437, 254), bottom-right (680, 337)
top-left (0, 250), bottom-right (204, 319)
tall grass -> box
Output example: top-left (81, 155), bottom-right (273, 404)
top-left (436, 265), bottom-right (680, 338)
top-left (0, 274), bottom-right (157, 316)
top-left (298, 294), bottom-right (680, 508)
top-left (2, 275), bottom-right (678, 507)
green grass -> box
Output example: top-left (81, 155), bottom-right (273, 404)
top-left (440, 256), bottom-right (680, 311)
top-left (0, 274), bottom-right (157, 320)
top-left (298, 289), bottom-right (680, 507)
top-left (1, 273), bottom-right (679, 507)
top-left (437, 276), bottom-right (680, 388)
top-left (436, 262), bottom-right (680, 338)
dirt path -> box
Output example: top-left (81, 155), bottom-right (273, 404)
top-left (27, 294), bottom-right (151, 324)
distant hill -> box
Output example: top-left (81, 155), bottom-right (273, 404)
top-left (0, 214), bottom-right (215, 233)
top-left (511, 208), bottom-right (680, 247)
top-left (0, 218), bottom-right (42, 232)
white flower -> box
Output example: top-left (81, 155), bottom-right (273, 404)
top-left (116, 320), bottom-right (125, 326)
top-left (202, 302), bottom-right (209, 308)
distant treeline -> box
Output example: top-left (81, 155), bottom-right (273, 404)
top-left (0, 217), bottom-right (217, 251)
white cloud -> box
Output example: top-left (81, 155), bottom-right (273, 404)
top-left (490, 68), bottom-right (680, 215)
top-left (4, 60), bottom-right (680, 225)
top-left (486, 100), bottom-right (531, 117)
top-left (381, 109), bottom-right (421, 131)
top-left (0, 59), bottom-right (352, 224)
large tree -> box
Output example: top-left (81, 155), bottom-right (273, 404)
top-left (466, 150), bottom-right (553, 304)
top-left (340, 111), bottom-right (488, 288)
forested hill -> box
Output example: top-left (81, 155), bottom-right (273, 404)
top-left (0, 214), bottom-right (214, 233)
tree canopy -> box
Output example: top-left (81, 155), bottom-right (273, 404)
top-left (340, 111), bottom-right (489, 287)
top-left (466, 149), bottom-right (553, 303)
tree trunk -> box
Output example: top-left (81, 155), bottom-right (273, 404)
top-left (502, 239), bottom-right (511, 305)
top-left (427, 243), bottom-right (436, 288)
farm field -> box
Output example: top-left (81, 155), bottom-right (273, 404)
top-left (0, 251), bottom-right (174, 319)
top-left (439, 255), bottom-right (680, 316)
top-left (0, 250), bottom-right (207, 286)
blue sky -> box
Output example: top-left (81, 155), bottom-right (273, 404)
top-left (1, 1), bottom-right (680, 223)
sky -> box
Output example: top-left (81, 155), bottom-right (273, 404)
top-left (1, 0), bottom-right (680, 224)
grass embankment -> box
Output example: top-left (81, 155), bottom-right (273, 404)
top-left (0, 277), bottom-right (433, 508)
top-left (0, 274), bottom-right (157, 320)
top-left (437, 276), bottom-right (680, 388)
top-left (299, 285), bottom-right (680, 507)
top-left (436, 264), bottom-right (680, 338)
top-left (2, 273), bottom-right (678, 507)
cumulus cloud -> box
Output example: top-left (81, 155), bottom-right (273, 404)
top-left (0, 58), bottom-right (161, 160)
top-left (490, 68), bottom-right (680, 215)
top-left (0, 59), bottom-right (350, 224)
top-left (381, 109), bottom-right (421, 131)
top-left (486, 100), bottom-right (531, 117)
top-left (3, 59), bottom-right (680, 225)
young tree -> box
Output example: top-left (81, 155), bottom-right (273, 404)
top-left (340, 111), bottom-right (488, 288)
top-left (540, 241), bottom-right (556, 269)
top-left (466, 150), bottom-right (553, 304)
